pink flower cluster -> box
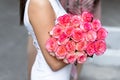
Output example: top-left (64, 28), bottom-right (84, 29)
top-left (46, 12), bottom-right (108, 64)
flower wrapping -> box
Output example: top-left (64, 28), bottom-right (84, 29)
top-left (46, 11), bottom-right (108, 64)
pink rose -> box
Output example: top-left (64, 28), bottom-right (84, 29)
top-left (46, 38), bottom-right (58, 53)
top-left (55, 45), bottom-right (67, 59)
top-left (76, 41), bottom-right (87, 51)
top-left (94, 40), bottom-right (107, 56)
top-left (46, 12), bottom-right (108, 64)
top-left (82, 11), bottom-right (93, 22)
top-left (92, 19), bottom-right (101, 31)
top-left (50, 25), bottom-right (63, 38)
top-left (64, 53), bottom-right (77, 64)
top-left (71, 28), bottom-right (84, 42)
top-left (66, 40), bottom-right (76, 52)
top-left (97, 28), bottom-right (108, 40)
top-left (86, 42), bottom-right (95, 56)
top-left (64, 26), bottom-right (74, 37)
top-left (85, 30), bottom-right (97, 41)
top-left (80, 22), bottom-right (92, 32)
top-left (70, 15), bottom-right (82, 27)
top-left (58, 32), bottom-right (69, 45)
top-left (57, 14), bottom-right (71, 26)
top-left (76, 51), bottom-right (87, 64)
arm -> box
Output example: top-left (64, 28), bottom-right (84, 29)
top-left (28, 0), bottom-right (67, 71)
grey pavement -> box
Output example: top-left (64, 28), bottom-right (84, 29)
top-left (0, 0), bottom-right (120, 80)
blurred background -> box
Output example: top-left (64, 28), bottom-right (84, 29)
top-left (0, 0), bottom-right (120, 80)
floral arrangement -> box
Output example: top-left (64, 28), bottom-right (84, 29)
top-left (45, 12), bottom-right (108, 64)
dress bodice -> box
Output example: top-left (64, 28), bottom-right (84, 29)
top-left (24, 0), bottom-right (72, 80)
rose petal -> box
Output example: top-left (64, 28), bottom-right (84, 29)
top-left (92, 19), bottom-right (101, 31)
top-left (65, 53), bottom-right (77, 64)
top-left (85, 30), bottom-right (97, 41)
top-left (46, 38), bottom-right (58, 52)
top-left (76, 41), bottom-right (87, 51)
top-left (82, 11), bottom-right (93, 22)
top-left (80, 22), bottom-right (92, 32)
top-left (76, 51), bottom-right (87, 63)
top-left (71, 28), bottom-right (84, 42)
top-left (70, 15), bottom-right (82, 27)
top-left (64, 26), bottom-right (74, 37)
top-left (94, 40), bottom-right (107, 56)
top-left (55, 45), bottom-right (67, 59)
top-left (58, 32), bottom-right (69, 45)
top-left (86, 42), bottom-right (95, 56)
top-left (57, 14), bottom-right (71, 26)
top-left (66, 40), bottom-right (76, 52)
top-left (97, 28), bottom-right (108, 40)
top-left (50, 25), bottom-right (63, 38)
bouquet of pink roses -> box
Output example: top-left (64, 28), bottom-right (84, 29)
top-left (46, 12), bottom-right (108, 64)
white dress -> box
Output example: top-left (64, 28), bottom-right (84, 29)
top-left (24, 0), bottom-right (72, 80)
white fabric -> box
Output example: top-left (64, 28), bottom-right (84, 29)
top-left (24, 0), bottom-right (72, 80)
